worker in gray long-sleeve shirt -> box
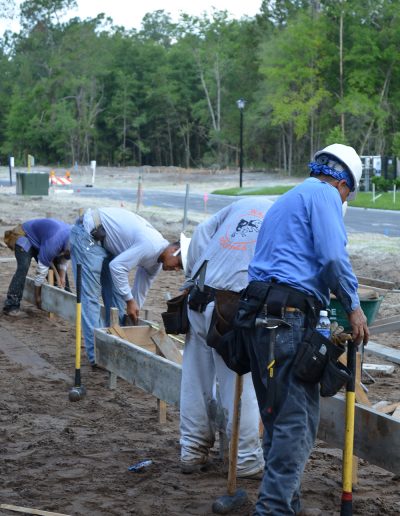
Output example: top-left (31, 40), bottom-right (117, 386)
top-left (70, 207), bottom-right (181, 367)
top-left (179, 197), bottom-right (273, 478)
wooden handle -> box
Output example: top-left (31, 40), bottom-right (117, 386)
top-left (227, 374), bottom-right (243, 495)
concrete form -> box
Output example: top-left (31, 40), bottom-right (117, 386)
top-left (23, 278), bottom-right (400, 475)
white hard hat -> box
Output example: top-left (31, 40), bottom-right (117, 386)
top-left (179, 232), bottom-right (191, 273)
top-left (314, 144), bottom-right (362, 201)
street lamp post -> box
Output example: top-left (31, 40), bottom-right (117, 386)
top-left (237, 98), bottom-right (246, 188)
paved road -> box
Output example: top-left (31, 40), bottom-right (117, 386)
top-left (2, 180), bottom-right (399, 237)
top-left (72, 185), bottom-right (400, 237)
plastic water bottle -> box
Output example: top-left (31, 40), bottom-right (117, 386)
top-left (316, 310), bottom-right (331, 339)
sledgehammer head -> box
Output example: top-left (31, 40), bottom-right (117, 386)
top-left (68, 385), bottom-right (86, 402)
top-left (212, 488), bottom-right (248, 514)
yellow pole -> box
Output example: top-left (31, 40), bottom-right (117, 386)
top-left (341, 340), bottom-right (356, 515)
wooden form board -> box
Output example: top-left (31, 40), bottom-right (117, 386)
top-left (94, 327), bottom-right (400, 475)
top-left (0, 503), bottom-right (70, 516)
top-left (23, 277), bottom-right (78, 324)
top-left (356, 276), bottom-right (395, 290)
top-left (319, 395), bottom-right (400, 475)
top-left (95, 328), bottom-right (181, 407)
top-left (23, 278), bottom-right (399, 365)
top-left (369, 315), bottom-right (400, 335)
top-left (366, 341), bottom-right (400, 365)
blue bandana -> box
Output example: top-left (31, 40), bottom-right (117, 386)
top-left (308, 161), bottom-right (354, 191)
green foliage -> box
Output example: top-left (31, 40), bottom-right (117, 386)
top-left (392, 132), bottom-right (400, 157)
top-left (326, 127), bottom-right (348, 146)
top-left (371, 176), bottom-right (392, 192)
top-left (1, 1), bottom-right (400, 169)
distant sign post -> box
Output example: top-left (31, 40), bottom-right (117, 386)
top-left (90, 160), bottom-right (96, 186)
top-left (203, 192), bottom-right (209, 213)
top-left (27, 154), bottom-right (34, 170)
top-left (9, 156), bottom-right (14, 186)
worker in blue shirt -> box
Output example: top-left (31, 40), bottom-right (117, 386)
top-left (3, 218), bottom-right (71, 316)
top-left (236, 144), bottom-right (369, 516)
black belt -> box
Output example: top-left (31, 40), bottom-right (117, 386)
top-left (248, 280), bottom-right (322, 321)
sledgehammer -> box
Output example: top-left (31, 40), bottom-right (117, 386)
top-left (68, 264), bottom-right (86, 402)
top-left (212, 374), bottom-right (248, 514)
top-left (340, 339), bottom-right (357, 515)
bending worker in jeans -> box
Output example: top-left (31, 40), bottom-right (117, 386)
top-left (179, 197), bottom-right (273, 479)
top-left (237, 144), bottom-right (369, 515)
top-left (70, 207), bottom-right (182, 367)
top-left (3, 218), bottom-right (71, 316)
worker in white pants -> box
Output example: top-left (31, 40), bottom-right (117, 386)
top-left (177, 197), bottom-right (273, 477)
top-left (180, 301), bottom-right (264, 477)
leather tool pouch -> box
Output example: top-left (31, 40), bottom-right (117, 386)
top-left (90, 224), bottom-right (106, 242)
top-left (161, 292), bottom-right (189, 334)
top-left (4, 224), bottom-right (26, 250)
top-left (188, 285), bottom-right (214, 313)
top-left (293, 328), bottom-right (350, 396)
top-left (207, 290), bottom-right (250, 375)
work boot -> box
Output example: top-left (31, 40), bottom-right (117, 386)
top-left (3, 306), bottom-right (20, 317)
top-left (91, 363), bottom-right (106, 372)
top-left (237, 465), bottom-right (264, 481)
top-left (180, 456), bottom-right (208, 474)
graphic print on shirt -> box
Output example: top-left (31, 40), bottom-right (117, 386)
top-left (220, 209), bottom-right (265, 250)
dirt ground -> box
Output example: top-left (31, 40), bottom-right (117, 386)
top-left (0, 167), bottom-right (399, 516)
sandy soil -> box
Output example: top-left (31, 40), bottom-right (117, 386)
top-left (0, 168), bottom-right (399, 516)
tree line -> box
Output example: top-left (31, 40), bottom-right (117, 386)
top-left (1, 0), bottom-right (400, 174)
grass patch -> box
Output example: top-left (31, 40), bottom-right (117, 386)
top-left (211, 186), bottom-right (400, 210)
top-left (211, 185), bottom-right (294, 196)
top-left (349, 192), bottom-right (400, 210)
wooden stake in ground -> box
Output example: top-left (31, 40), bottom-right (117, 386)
top-left (212, 374), bottom-right (248, 514)
top-left (151, 330), bottom-right (183, 424)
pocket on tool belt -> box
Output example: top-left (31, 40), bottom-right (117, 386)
top-left (188, 286), bottom-right (213, 313)
top-left (293, 328), bottom-right (332, 384)
top-left (161, 292), bottom-right (189, 334)
top-left (234, 296), bottom-right (265, 329)
top-left (320, 360), bottom-right (351, 397)
top-left (207, 324), bottom-right (251, 376)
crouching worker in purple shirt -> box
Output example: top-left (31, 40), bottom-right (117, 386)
top-left (3, 218), bottom-right (71, 316)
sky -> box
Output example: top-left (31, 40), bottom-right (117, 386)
top-left (0, 0), bottom-right (263, 36)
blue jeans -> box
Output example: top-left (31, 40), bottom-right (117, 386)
top-left (244, 312), bottom-right (320, 515)
top-left (70, 224), bottom-right (126, 365)
top-left (4, 245), bottom-right (37, 310)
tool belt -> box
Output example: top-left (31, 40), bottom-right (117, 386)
top-left (234, 280), bottom-right (322, 330)
top-left (90, 208), bottom-right (106, 242)
top-left (161, 292), bottom-right (189, 334)
top-left (188, 285), bottom-right (215, 313)
top-left (4, 224), bottom-right (26, 250)
top-left (206, 290), bottom-right (251, 375)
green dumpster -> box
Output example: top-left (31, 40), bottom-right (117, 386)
top-left (16, 172), bottom-right (49, 196)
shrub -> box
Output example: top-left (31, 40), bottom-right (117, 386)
top-left (371, 176), bottom-right (392, 192)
